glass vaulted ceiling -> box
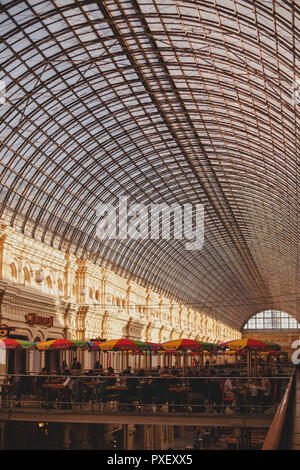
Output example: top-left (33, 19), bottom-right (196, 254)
top-left (0, 0), bottom-right (299, 330)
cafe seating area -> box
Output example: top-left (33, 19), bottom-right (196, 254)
top-left (0, 337), bottom-right (291, 416)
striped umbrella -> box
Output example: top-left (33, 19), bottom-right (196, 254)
top-left (220, 338), bottom-right (269, 351)
top-left (87, 341), bottom-right (103, 351)
top-left (98, 338), bottom-right (153, 352)
top-left (70, 340), bottom-right (89, 350)
top-left (0, 338), bottom-right (35, 350)
top-left (146, 342), bottom-right (161, 353)
top-left (161, 339), bottom-right (209, 352)
top-left (264, 342), bottom-right (281, 351)
top-left (35, 339), bottom-right (74, 351)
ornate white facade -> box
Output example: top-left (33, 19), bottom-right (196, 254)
top-left (0, 224), bottom-right (241, 347)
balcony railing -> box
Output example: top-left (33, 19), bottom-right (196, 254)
top-left (0, 373), bottom-right (291, 418)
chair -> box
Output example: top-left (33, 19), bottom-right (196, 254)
top-left (61, 387), bottom-right (72, 410)
top-left (97, 381), bottom-right (118, 409)
top-left (152, 380), bottom-right (168, 406)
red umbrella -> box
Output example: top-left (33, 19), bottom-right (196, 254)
top-left (0, 338), bottom-right (35, 350)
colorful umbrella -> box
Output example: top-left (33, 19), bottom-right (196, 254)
top-left (98, 338), bottom-right (153, 352)
top-left (0, 338), bottom-right (35, 350)
top-left (145, 342), bottom-right (161, 352)
top-left (220, 338), bottom-right (269, 351)
top-left (205, 343), bottom-right (221, 353)
top-left (70, 340), bottom-right (89, 350)
top-left (264, 342), bottom-right (281, 351)
top-left (87, 341), bottom-right (103, 351)
top-left (130, 342), bottom-right (161, 355)
top-left (220, 349), bottom-right (247, 356)
top-left (35, 339), bottom-right (74, 351)
top-left (158, 349), bottom-right (184, 356)
top-left (258, 349), bottom-right (281, 356)
top-left (161, 339), bottom-right (210, 352)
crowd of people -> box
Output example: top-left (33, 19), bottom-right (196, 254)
top-left (8, 359), bottom-right (288, 413)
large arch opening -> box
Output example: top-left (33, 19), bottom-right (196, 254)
top-left (243, 310), bottom-right (300, 360)
top-left (243, 310), bottom-right (300, 331)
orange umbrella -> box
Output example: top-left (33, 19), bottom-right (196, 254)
top-left (220, 339), bottom-right (269, 351)
top-left (35, 339), bottom-right (74, 351)
top-left (161, 339), bottom-right (208, 351)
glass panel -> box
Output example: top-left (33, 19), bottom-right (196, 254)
top-left (244, 311), bottom-right (300, 330)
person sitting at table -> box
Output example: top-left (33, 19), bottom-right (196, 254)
top-left (223, 372), bottom-right (237, 413)
top-left (126, 371), bottom-right (139, 399)
top-left (119, 370), bottom-right (139, 409)
top-left (207, 370), bottom-right (223, 414)
top-left (136, 369), bottom-right (152, 406)
top-left (248, 379), bottom-right (259, 412)
top-left (60, 369), bottom-right (73, 409)
top-left (71, 357), bottom-right (81, 371)
top-left (106, 367), bottom-right (116, 386)
top-left (15, 371), bottom-right (31, 407)
top-left (223, 372), bottom-right (237, 399)
top-left (94, 361), bottom-right (104, 375)
top-left (258, 369), bottom-right (272, 411)
top-left (43, 379), bottom-right (62, 409)
top-left (152, 369), bottom-right (170, 406)
top-left (188, 369), bottom-right (209, 412)
top-left (72, 375), bottom-right (93, 404)
top-left (35, 367), bottom-right (48, 395)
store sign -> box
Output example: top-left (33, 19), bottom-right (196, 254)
top-left (0, 325), bottom-right (15, 337)
top-left (26, 313), bottom-right (54, 327)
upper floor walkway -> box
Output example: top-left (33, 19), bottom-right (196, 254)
top-left (0, 366), bottom-right (292, 428)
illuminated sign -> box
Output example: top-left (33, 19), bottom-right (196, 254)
top-left (0, 325), bottom-right (15, 337)
top-left (26, 314), bottom-right (54, 327)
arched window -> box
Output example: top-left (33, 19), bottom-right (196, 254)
top-left (244, 310), bottom-right (300, 330)
top-left (95, 290), bottom-right (100, 301)
top-left (10, 263), bottom-right (17, 280)
top-left (46, 276), bottom-right (52, 290)
top-left (23, 266), bottom-right (30, 284)
top-left (57, 278), bottom-right (63, 294)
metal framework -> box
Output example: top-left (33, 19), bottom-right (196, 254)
top-left (244, 310), bottom-right (300, 330)
top-left (0, 0), bottom-right (299, 329)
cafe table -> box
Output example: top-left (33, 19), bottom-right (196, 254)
top-left (42, 383), bottom-right (67, 408)
top-left (168, 386), bottom-right (189, 409)
top-left (82, 381), bottom-right (99, 402)
top-left (105, 385), bottom-right (128, 403)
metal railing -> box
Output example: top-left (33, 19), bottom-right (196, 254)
top-left (262, 369), bottom-right (296, 450)
top-left (0, 373), bottom-right (291, 418)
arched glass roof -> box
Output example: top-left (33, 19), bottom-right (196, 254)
top-left (0, 0), bottom-right (299, 329)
